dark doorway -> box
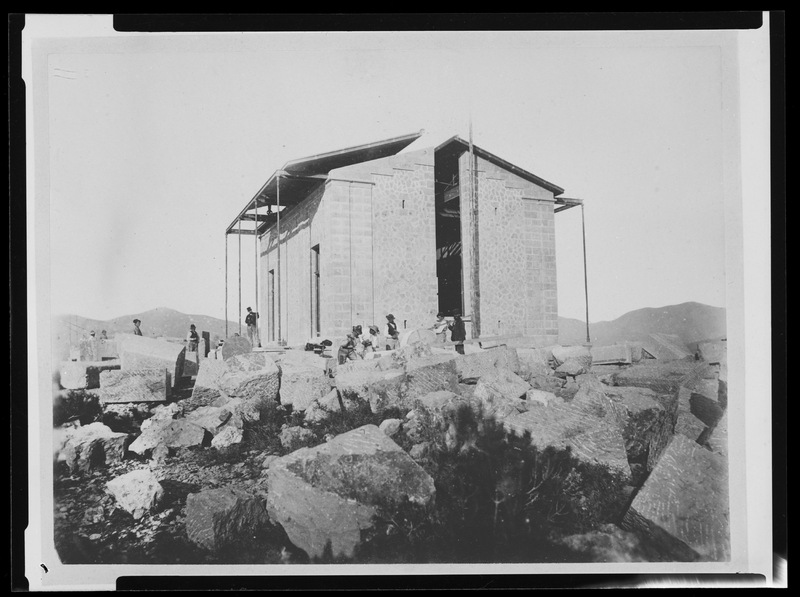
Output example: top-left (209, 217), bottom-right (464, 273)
top-left (435, 152), bottom-right (463, 316)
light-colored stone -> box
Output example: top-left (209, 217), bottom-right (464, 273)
top-left (454, 347), bottom-right (521, 382)
top-left (211, 425), bottom-right (244, 449)
top-left (187, 353), bottom-right (280, 413)
top-left (590, 345), bottom-right (633, 366)
top-left (185, 404), bottom-right (236, 436)
top-left (555, 360), bottom-right (588, 378)
top-left (473, 368), bottom-right (531, 419)
top-left (378, 418), bottom-right (402, 437)
top-left (265, 424), bottom-right (435, 560)
top-left (525, 388), bottom-right (560, 407)
top-left (551, 345), bottom-right (592, 368)
top-left (622, 434), bottom-right (729, 562)
top-left (140, 402), bottom-right (183, 431)
top-left (502, 400), bottom-right (631, 479)
top-left (106, 468), bottom-right (164, 520)
top-left (185, 486), bottom-right (269, 551)
top-left (57, 422), bottom-right (128, 474)
top-left (220, 335), bottom-right (252, 360)
top-left (279, 363), bottom-right (331, 411)
top-left (59, 360), bottom-right (121, 390)
top-left (128, 418), bottom-right (208, 456)
top-left (99, 368), bottom-right (169, 404)
top-left (116, 334), bottom-right (186, 389)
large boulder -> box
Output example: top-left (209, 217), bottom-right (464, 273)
top-left (472, 368), bottom-right (531, 420)
top-left (275, 350), bottom-right (330, 372)
top-left (621, 434), bottom-right (729, 562)
top-left (278, 363), bottom-right (331, 412)
top-left (99, 368), bottom-right (169, 404)
top-left (265, 424), bottom-right (435, 560)
top-left (502, 399), bottom-right (632, 480)
top-left (555, 360), bottom-right (589, 379)
top-left (182, 351), bottom-right (199, 377)
top-left (453, 347), bottom-right (521, 383)
top-left (59, 360), bottom-right (121, 390)
top-left (590, 345), bottom-right (633, 366)
top-left (219, 335), bottom-right (252, 360)
top-left (116, 334), bottom-right (186, 389)
top-left (106, 468), bottom-right (164, 520)
top-left (56, 422), bottom-right (128, 474)
top-left (402, 356), bottom-right (461, 404)
top-left (601, 385), bottom-right (673, 475)
top-left (185, 486), bottom-right (269, 551)
top-left (128, 418), bottom-right (208, 456)
top-left (515, 348), bottom-right (554, 379)
top-left (551, 345), bottom-right (592, 369)
top-left (609, 360), bottom-right (698, 397)
top-left (187, 353), bottom-right (280, 412)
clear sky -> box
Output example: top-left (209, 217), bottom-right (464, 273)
top-left (36, 20), bottom-right (733, 324)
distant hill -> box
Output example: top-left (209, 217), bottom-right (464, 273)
top-left (558, 302), bottom-right (726, 348)
top-left (51, 308), bottom-right (239, 362)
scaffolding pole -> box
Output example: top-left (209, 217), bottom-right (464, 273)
top-left (276, 173), bottom-right (282, 344)
top-left (238, 218), bottom-right (242, 336)
top-left (254, 197), bottom-right (259, 347)
top-left (469, 119), bottom-right (481, 338)
top-left (225, 233), bottom-right (228, 338)
top-left (581, 203), bottom-right (590, 344)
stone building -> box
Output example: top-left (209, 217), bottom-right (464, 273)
top-left (226, 131), bottom-right (582, 347)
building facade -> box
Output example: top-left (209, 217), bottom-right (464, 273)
top-left (227, 132), bottom-right (577, 347)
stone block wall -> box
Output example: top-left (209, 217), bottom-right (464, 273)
top-left (459, 153), bottom-right (558, 343)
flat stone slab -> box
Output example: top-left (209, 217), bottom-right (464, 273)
top-left (473, 367), bottom-right (531, 419)
top-left (453, 347), bottom-right (521, 383)
top-left (502, 400), bottom-right (631, 480)
top-left (622, 433), bottom-right (730, 562)
top-left (99, 368), bottom-right (169, 403)
top-left (591, 345), bottom-right (633, 366)
top-left (278, 363), bottom-right (332, 411)
top-left (552, 345), bottom-right (592, 368)
top-left (265, 424), bottom-right (435, 560)
top-left (128, 418), bottom-right (208, 456)
top-left (187, 353), bottom-right (280, 412)
top-left (116, 334), bottom-right (186, 388)
top-left (59, 360), bottom-right (121, 390)
top-left (185, 486), bottom-right (269, 551)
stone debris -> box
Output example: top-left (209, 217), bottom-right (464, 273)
top-left (551, 345), bottom-right (592, 369)
top-left (220, 335), bottom-right (253, 360)
top-left (187, 352), bottom-right (280, 412)
top-left (525, 388), bottom-right (562, 407)
top-left (379, 418), bottom-right (402, 437)
top-left (704, 411), bottom-right (728, 458)
top-left (265, 424), bottom-right (435, 560)
top-left (555, 523), bottom-right (654, 563)
top-left (59, 360), bottom-right (121, 390)
top-left (601, 385), bottom-right (673, 474)
top-left (99, 368), bottom-right (169, 404)
top-left (590, 345), bottom-right (633, 366)
top-left (453, 346), bottom-right (521, 383)
top-left (128, 418), bottom-right (208, 456)
top-left (555, 360), bottom-right (588, 379)
top-left (275, 349), bottom-right (330, 372)
top-left (622, 433), bottom-right (729, 562)
top-left (106, 468), bottom-right (165, 520)
top-left (278, 362), bottom-right (332, 412)
top-left (502, 399), bottom-right (631, 480)
top-left (116, 334), bottom-right (186, 389)
top-left (515, 348), bottom-right (554, 379)
top-left (57, 422), bottom-right (129, 474)
top-left (185, 486), bottom-right (270, 551)
top-left (140, 402), bottom-right (183, 432)
top-left (472, 368), bottom-right (531, 420)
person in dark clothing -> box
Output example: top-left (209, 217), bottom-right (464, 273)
top-left (449, 314), bottom-right (466, 354)
top-left (338, 333), bottom-right (359, 364)
top-left (186, 324), bottom-right (199, 351)
top-left (132, 319), bottom-right (143, 336)
top-left (245, 307), bottom-right (260, 346)
top-left (385, 314), bottom-right (399, 350)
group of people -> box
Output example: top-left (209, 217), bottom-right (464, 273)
top-left (337, 312), bottom-right (467, 364)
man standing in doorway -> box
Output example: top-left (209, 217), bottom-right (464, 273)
top-left (245, 307), bottom-right (260, 347)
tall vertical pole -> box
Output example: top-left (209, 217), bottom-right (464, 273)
top-left (238, 219), bottom-right (242, 336)
top-left (276, 174), bottom-right (282, 345)
top-left (581, 203), bottom-right (590, 344)
top-left (469, 117), bottom-right (481, 338)
top-left (254, 199), bottom-right (259, 347)
top-left (225, 232), bottom-right (229, 338)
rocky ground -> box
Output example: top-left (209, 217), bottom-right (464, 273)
top-left (51, 339), bottom-right (730, 566)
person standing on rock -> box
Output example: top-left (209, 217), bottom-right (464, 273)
top-left (132, 319), bottom-right (143, 336)
top-left (449, 314), bottom-right (466, 355)
top-left (245, 307), bottom-right (260, 347)
top-left (186, 324), bottom-right (199, 352)
top-left (385, 314), bottom-right (400, 351)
